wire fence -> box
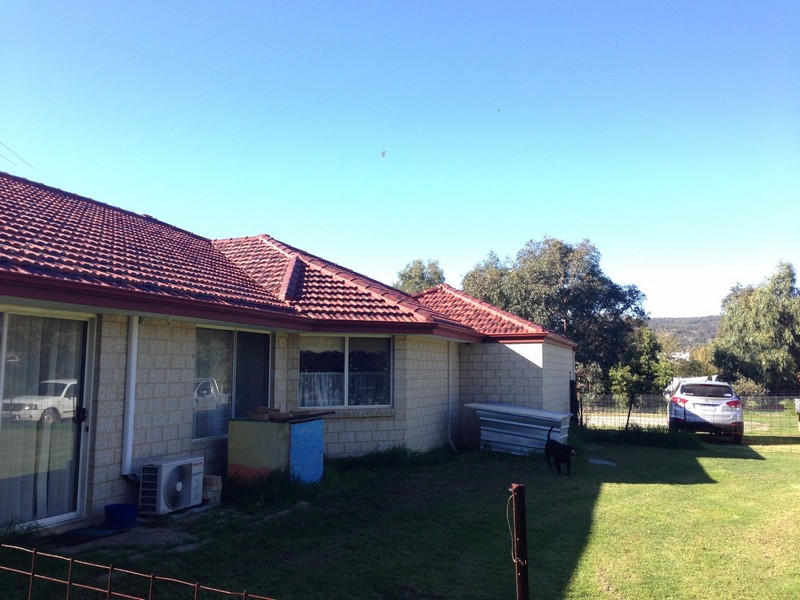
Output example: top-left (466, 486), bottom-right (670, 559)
top-left (579, 393), bottom-right (800, 447)
top-left (0, 544), bottom-right (275, 600)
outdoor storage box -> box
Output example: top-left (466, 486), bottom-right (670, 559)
top-left (227, 413), bottom-right (327, 483)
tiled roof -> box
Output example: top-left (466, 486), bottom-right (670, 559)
top-left (214, 235), bottom-right (473, 330)
top-left (0, 172), bottom-right (295, 315)
top-left (0, 171), bottom-right (570, 345)
top-left (414, 284), bottom-right (576, 346)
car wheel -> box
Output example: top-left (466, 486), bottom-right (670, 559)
top-left (668, 418), bottom-right (681, 431)
top-left (40, 408), bottom-right (60, 425)
top-left (732, 433), bottom-right (743, 444)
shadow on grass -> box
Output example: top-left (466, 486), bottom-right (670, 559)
top-left (520, 426), bottom-right (766, 598)
top-left (17, 434), bottom-right (768, 600)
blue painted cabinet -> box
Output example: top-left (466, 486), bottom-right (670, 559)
top-left (228, 414), bottom-right (326, 483)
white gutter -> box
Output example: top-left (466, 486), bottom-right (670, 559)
top-left (121, 316), bottom-right (138, 477)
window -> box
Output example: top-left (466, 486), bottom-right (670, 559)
top-left (300, 336), bottom-right (391, 407)
top-left (682, 384), bottom-right (733, 398)
top-left (194, 328), bottom-right (270, 439)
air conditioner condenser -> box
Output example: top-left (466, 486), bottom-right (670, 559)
top-left (139, 456), bottom-right (204, 515)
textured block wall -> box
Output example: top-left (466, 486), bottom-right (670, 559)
top-left (395, 336), bottom-right (456, 452)
top-left (541, 343), bottom-right (575, 413)
top-left (280, 334), bottom-right (457, 457)
top-left (88, 316), bottom-right (226, 522)
top-left (458, 342), bottom-right (545, 408)
top-left (88, 314), bottom-right (130, 517)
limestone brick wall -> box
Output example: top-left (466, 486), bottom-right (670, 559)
top-left (541, 343), bottom-right (575, 413)
top-left (87, 316), bottom-right (226, 522)
top-left (322, 406), bottom-right (405, 457)
top-left (87, 314), bottom-right (131, 517)
top-left (137, 319), bottom-right (226, 477)
top-left (280, 334), bottom-right (456, 457)
top-left (281, 333), bottom-right (403, 457)
top-left (458, 341), bottom-right (547, 449)
top-left (394, 336), bottom-right (454, 453)
top-left (275, 332), bottom-right (299, 412)
top-left (132, 317), bottom-right (195, 464)
top-left (459, 342), bottom-right (544, 408)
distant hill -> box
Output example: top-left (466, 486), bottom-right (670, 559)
top-left (649, 316), bottom-right (721, 351)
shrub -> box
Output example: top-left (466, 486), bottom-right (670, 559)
top-left (577, 424), bottom-right (703, 449)
top-left (733, 377), bottom-right (769, 396)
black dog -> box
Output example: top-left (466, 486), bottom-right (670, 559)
top-left (544, 426), bottom-right (575, 475)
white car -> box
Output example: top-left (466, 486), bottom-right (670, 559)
top-left (1, 379), bottom-right (78, 424)
top-left (667, 378), bottom-right (744, 443)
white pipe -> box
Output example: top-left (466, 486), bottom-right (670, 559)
top-left (121, 316), bottom-right (138, 476)
top-left (447, 342), bottom-right (458, 453)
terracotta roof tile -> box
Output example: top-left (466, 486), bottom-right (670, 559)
top-left (1, 172), bottom-right (564, 344)
top-left (414, 284), bottom-right (575, 346)
top-left (214, 235), bottom-right (471, 328)
top-left (0, 172), bottom-right (293, 314)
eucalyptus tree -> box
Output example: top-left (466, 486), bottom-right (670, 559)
top-left (394, 259), bottom-right (446, 294)
top-left (462, 237), bottom-right (646, 374)
top-left (713, 262), bottom-right (800, 391)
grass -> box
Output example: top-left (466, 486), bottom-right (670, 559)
top-left (745, 409), bottom-right (800, 440)
top-left (4, 435), bottom-right (800, 599)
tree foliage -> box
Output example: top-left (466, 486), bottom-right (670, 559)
top-left (732, 377), bottom-right (769, 397)
top-left (712, 262), bottom-right (800, 391)
top-left (462, 237), bottom-right (646, 373)
top-left (654, 329), bottom-right (716, 381)
top-left (394, 259), bottom-right (446, 294)
top-left (687, 344), bottom-right (716, 377)
top-left (627, 326), bottom-right (673, 392)
top-left (610, 327), bottom-right (671, 427)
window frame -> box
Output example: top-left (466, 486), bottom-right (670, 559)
top-left (194, 326), bottom-right (272, 440)
top-left (0, 306), bottom-right (95, 527)
top-left (299, 334), bottom-right (393, 409)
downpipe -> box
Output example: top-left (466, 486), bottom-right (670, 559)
top-left (447, 342), bottom-right (458, 453)
top-left (121, 316), bottom-right (139, 481)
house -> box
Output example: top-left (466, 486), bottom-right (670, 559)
top-left (0, 171), bottom-right (575, 531)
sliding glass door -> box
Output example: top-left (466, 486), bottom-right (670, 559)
top-left (0, 313), bottom-right (88, 525)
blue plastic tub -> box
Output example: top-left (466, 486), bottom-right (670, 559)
top-left (104, 503), bottom-right (139, 529)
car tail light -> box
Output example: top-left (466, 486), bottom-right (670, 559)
top-left (671, 396), bottom-right (687, 406)
top-left (726, 400), bottom-right (741, 408)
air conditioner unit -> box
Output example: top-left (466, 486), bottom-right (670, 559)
top-left (139, 456), bottom-right (204, 515)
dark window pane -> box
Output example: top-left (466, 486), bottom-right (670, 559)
top-left (300, 337), bottom-right (344, 407)
top-left (235, 331), bottom-right (270, 417)
top-left (194, 329), bottom-right (233, 438)
top-left (349, 338), bottom-right (390, 406)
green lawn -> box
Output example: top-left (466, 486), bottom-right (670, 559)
top-left (744, 409), bottom-right (800, 440)
top-left (6, 435), bottom-right (800, 599)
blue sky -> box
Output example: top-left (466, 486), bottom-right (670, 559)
top-left (2, 2), bottom-right (798, 318)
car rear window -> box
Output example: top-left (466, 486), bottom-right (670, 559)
top-left (680, 384), bottom-right (734, 398)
